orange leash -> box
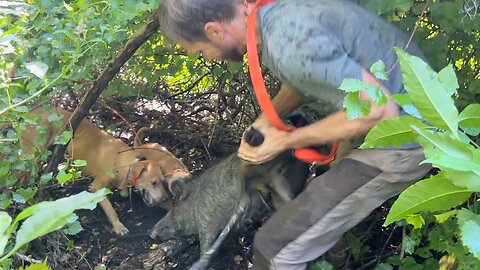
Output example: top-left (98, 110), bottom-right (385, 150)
top-left (246, 0), bottom-right (339, 164)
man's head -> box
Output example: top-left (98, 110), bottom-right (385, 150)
top-left (159, 0), bottom-right (248, 62)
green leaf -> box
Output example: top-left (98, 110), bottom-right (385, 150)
top-left (0, 189), bottom-right (109, 262)
top-left (460, 220), bottom-right (480, 259)
top-left (72, 159), bottom-right (87, 167)
top-left (373, 263), bottom-right (393, 270)
top-left (457, 209), bottom-right (480, 227)
top-left (339, 78), bottom-right (387, 105)
top-left (361, 115), bottom-right (428, 148)
top-left (459, 104), bottom-right (480, 130)
top-left (406, 214), bottom-right (425, 229)
top-left (13, 188), bottom-right (37, 204)
top-left (54, 130), bottom-right (72, 145)
top-left (56, 170), bottom-right (73, 184)
top-left (343, 92), bottom-right (371, 120)
top-left (392, 94), bottom-right (422, 119)
top-left (438, 64), bottom-right (459, 96)
top-left (47, 113), bottom-right (62, 122)
top-left (422, 155), bottom-right (480, 172)
top-left (21, 258), bottom-right (52, 270)
top-left (310, 260), bottom-right (333, 270)
top-left (384, 173), bottom-right (472, 226)
top-left (25, 62), bottom-right (49, 79)
top-left (40, 173), bottom-right (53, 184)
top-left (0, 212), bottom-right (12, 256)
top-left (370, 60), bottom-right (388, 80)
top-left (434, 209), bottom-right (458, 223)
top-left (413, 127), bottom-right (475, 170)
top-left (395, 48), bottom-right (459, 137)
top-left (63, 220), bottom-right (83, 235)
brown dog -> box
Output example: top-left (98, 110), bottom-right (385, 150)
top-left (19, 105), bottom-right (191, 235)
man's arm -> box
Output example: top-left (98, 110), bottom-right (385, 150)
top-left (285, 69), bottom-right (399, 148)
top-left (253, 83), bottom-right (304, 125)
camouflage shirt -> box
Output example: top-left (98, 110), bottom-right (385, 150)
top-left (257, 0), bottom-right (426, 148)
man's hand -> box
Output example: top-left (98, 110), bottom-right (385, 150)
top-left (238, 117), bottom-right (291, 164)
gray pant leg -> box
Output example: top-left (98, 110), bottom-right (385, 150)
top-left (252, 148), bottom-right (431, 270)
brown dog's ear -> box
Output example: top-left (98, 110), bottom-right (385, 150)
top-left (129, 161), bottom-right (148, 185)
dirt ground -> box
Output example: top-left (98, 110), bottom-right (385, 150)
top-left (30, 181), bottom-right (256, 270)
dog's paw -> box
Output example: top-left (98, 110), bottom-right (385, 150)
top-left (170, 180), bottom-right (188, 201)
top-left (113, 222), bottom-right (129, 236)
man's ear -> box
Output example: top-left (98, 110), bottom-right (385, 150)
top-left (204, 21), bottom-right (224, 42)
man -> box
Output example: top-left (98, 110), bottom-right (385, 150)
top-left (158, 0), bottom-right (431, 269)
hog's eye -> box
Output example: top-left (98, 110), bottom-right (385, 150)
top-left (152, 180), bottom-right (159, 187)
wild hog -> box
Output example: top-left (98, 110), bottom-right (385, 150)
top-left (149, 151), bottom-right (310, 269)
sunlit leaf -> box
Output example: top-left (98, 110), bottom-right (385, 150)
top-left (460, 220), bottom-right (480, 259)
top-left (0, 211), bottom-right (12, 255)
top-left (25, 62), bottom-right (49, 79)
top-left (406, 214), bottom-right (425, 229)
top-left (392, 94), bottom-right (423, 119)
top-left (339, 78), bottom-right (387, 106)
top-left (384, 173), bottom-right (472, 226)
top-left (370, 60), bottom-right (388, 80)
top-left (343, 92), bottom-right (371, 120)
top-left (449, 167), bottom-right (480, 188)
top-left (434, 209), bottom-right (458, 223)
top-left (1, 189), bottom-right (109, 261)
top-left (361, 115), bottom-right (428, 148)
top-left (438, 64), bottom-right (459, 96)
top-left (395, 48), bottom-right (459, 137)
top-left (459, 104), bottom-right (480, 131)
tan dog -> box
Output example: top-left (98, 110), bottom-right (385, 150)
top-left (19, 106), bottom-right (191, 235)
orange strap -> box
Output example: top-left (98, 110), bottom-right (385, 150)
top-left (246, 0), bottom-right (339, 164)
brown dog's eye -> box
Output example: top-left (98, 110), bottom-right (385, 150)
top-left (152, 180), bottom-right (159, 187)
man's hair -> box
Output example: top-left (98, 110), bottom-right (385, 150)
top-left (159, 0), bottom-right (241, 43)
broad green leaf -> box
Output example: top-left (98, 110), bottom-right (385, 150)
top-left (25, 62), bottom-right (49, 79)
top-left (395, 48), bottom-right (459, 137)
top-left (361, 115), bottom-right (428, 148)
top-left (339, 78), bottom-right (387, 105)
top-left (0, 212), bottom-right (12, 256)
top-left (0, 189), bottom-right (109, 262)
top-left (384, 173), bottom-right (472, 226)
top-left (370, 60), bottom-right (388, 80)
top-left (392, 94), bottom-right (422, 119)
top-left (406, 214), bottom-right (425, 229)
top-left (404, 235), bottom-right (417, 254)
top-left (413, 127), bottom-right (473, 163)
top-left (434, 209), bottom-right (458, 223)
top-left (442, 169), bottom-right (480, 192)
top-left (460, 220), bottom-right (480, 259)
top-left (438, 64), bottom-right (459, 96)
top-left (457, 209), bottom-right (480, 227)
top-left (343, 92), bottom-right (371, 120)
top-left (422, 155), bottom-right (480, 172)
top-left (459, 104), bottom-right (480, 129)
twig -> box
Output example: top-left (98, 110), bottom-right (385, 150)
top-left (376, 225), bottom-right (397, 266)
top-left (14, 253), bottom-right (42, 264)
top-left (387, 0), bottom-right (432, 73)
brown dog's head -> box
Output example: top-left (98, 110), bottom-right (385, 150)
top-left (134, 143), bottom-right (192, 201)
top-left (129, 159), bottom-right (170, 207)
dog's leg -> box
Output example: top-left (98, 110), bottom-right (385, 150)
top-left (91, 178), bottom-right (129, 235)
